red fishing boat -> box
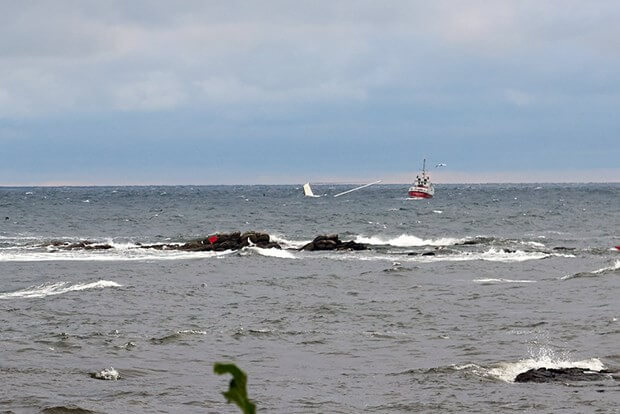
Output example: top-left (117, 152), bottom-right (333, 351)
top-left (408, 159), bottom-right (435, 199)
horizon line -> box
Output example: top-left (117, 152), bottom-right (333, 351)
top-left (0, 180), bottom-right (618, 188)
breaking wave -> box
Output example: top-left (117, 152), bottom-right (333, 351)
top-left (561, 260), bottom-right (620, 280)
top-left (0, 248), bottom-right (234, 262)
top-left (473, 278), bottom-right (537, 284)
top-left (0, 280), bottom-right (121, 299)
top-left (246, 246), bottom-right (297, 259)
top-left (331, 248), bottom-right (554, 263)
top-left (269, 235), bottom-right (310, 249)
top-left (354, 234), bottom-right (468, 247)
top-left (456, 347), bottom-right (606, 383)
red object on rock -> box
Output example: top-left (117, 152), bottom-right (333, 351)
top-left (208, 235), bottom-right (218, 244)
top-left (615, 246), bottom-right (620, 251)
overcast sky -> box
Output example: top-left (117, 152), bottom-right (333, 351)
top-left (1, 1), bottom-right (618, 185)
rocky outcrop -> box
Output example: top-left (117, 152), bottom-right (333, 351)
top-left (46, 240), bottom-right (113, 251)
top-left (141, 231), bottom-right (280, 252)
top-left (514, 367), bottom-right (615, 383)
top-left (299, 234), bottom-right (366, 251)
top-left (43, 232), bottom-right (368, 253)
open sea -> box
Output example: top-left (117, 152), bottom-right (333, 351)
top-left (0, 184), bottom-right (618, 413)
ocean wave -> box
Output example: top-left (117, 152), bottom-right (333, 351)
top-left (473, 278), bottom-right (537, 284)
top-left (151, 329), bottom-right (207, 344)
top-left (326, 248), bottom-right (553, 263)
top-left (269, 235), bottom-right (311, 249)
top-left (246, 246), bottom-right (297, 259)
top-left (520, 241), bottom-right (546, 248)
top-left (0, 249), bottom-right (234, 262)
top-left (486, 356), bottom-right (605, 383)
top-left (90, 367), bottom-right (120, 380)
top-left (0, 280), bottom-right (121, 299)
top-left (456, 347), bottom-right (606, 383)
top-left (354, 234), bottom-right (468, 247)
top-left (561, 260), bottom-right (620, 280)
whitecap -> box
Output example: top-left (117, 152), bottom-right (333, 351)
top-left (0, 248), bottom-right (234, 262)
top-left (247, 246), bottom-right (296, 259)
top-left (520, 241), bottom-right (545, 248)
top-left (91, 367), bottom-right (120, 380)
top-left (473, 278), bottom-right (536, 284)
top-left (269, 234), bottom-right (311, 249)
top-left (0, 280), bottom-right (121, 299)
top-left (456, 346), bottom-right (606, 383)
top-left (486, 356), bottom-right (605, 383)
top-left (322, 248), bottom-right (554, 264)
top-left (177, 330), bottom-right (207, 335)
top-left (592, 259), bottom-right (620, 274)
top-left (561, 260), bottom-right (620, 280)
top-left (354, 234), bottom-right (468, 247)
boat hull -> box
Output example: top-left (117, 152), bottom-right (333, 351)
top-left (408, 190), bottom-right (433, 199)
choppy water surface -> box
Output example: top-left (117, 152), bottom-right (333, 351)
top-left (0, 184), bottom-right (619, 413)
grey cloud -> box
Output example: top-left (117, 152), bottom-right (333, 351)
top-left (0, 0), bottom-right (619, 119)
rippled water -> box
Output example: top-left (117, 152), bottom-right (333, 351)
top-left (0, 184), bottom-right (619, 413)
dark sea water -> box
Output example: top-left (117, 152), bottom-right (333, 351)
top-left (0, 184), bottom-right (619, 413)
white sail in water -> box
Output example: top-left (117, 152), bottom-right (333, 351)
top-left (303, 183), bottom-right (320, 197)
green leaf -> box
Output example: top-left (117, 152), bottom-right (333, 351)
top-left (213, 363), bottom-right (257, 414)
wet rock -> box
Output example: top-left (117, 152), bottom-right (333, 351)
top-left (458, 240), bottom-right (479, 246)
top-left (300, 234), bottom-right (366, 251)
top-left (42, 406), bottom-right (96, 414)
top-left (46, 240), bottom-right (113, 250)
top-left (90, 367), bottom-right (120, 380)
top-left (514, 367), bottom-right (614, 383)
top-left (46, 231), bottom-right (366, 254)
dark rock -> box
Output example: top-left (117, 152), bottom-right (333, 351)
top-left (458, 240), bottom-right (479, 246)
top-left (553, 246), bottom-right (576, 251)
top-left (42, 406), bottom-right (96, 414)
top-left (47, 240), bottom-right (113, 251)
top-left (514, 367), bottom-right (614, 383)
top-left (315, 239), bottom-right (338, 250)
top-left (257, 242), bottom-right (281, 249)
top-left (300, 241), bottom-right (316, 251)
top-left (45, 231), bottom-right (367, 254)
top-left (300, 234), bottom-right (366, 251)
top-left (421, 251), bottom-right (436, 256)
top-left (340, 240), bottom-right (367, 251)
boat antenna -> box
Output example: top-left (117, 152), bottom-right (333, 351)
top-left (423, 159), bottom-right (426, 175)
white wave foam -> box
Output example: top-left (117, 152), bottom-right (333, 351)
top-left (486, 354), bottom-right (605, 383)
top-left (92, 367), bottom-right (120, 380)
top-left (475, 248), bottom-right (549, 262)
top-left (593, 259), bottom-right (620, 274)
top-left (247, 246), bottom-right (296, 259)
top-left (354, 234), bottom-right (468, 247)
top-left (0, 248), bottom-right (234, 262)
top-left (473, 278), bottom-right (536, 284)
top-left (268, 235), bottom-right (310, 249)
top-left (456, 347), bottom-right (606, 383)
top-left (324, 248), bottom-right (553, 264)
top-left (177, 330), bottom-right (207, 335)
top-left (0, 280), bottom-right (121, 299)
top-left (520, 241), bottom-right (545, 248)
top-left (560, 260), bottom-right (620, 280)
